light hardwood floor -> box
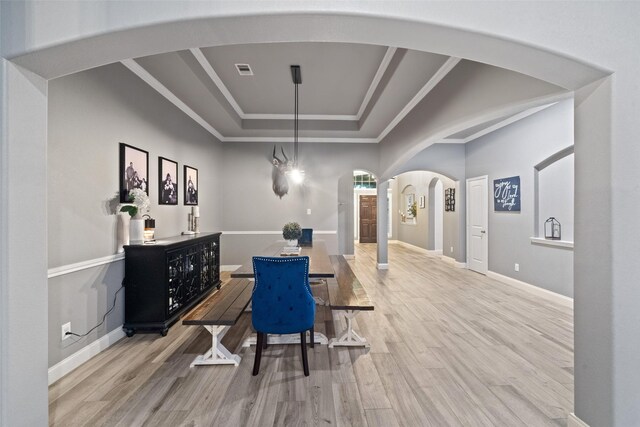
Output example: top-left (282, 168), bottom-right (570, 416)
top-left (49, 242), bottom-right (574, 426)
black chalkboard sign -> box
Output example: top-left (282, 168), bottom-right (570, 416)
top-left (494, 176), bottom-right (521, 211)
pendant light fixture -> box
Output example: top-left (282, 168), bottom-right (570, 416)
top-left (288, 65), bottom-right (305, 184)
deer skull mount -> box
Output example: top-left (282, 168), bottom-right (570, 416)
top-left (272, 145), bottom-right (292, 198)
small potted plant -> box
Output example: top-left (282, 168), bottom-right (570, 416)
top-left (409, 201), bottom-right (417, 219)
top-left (282, 222), bottom-right (302, 247)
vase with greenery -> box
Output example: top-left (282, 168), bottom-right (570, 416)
top-left (282, 222), bottom-right (302, 246)
top-left (120, 188), bottom-right (150, 218)
top-left (120, 189), bottom-right (150, 244)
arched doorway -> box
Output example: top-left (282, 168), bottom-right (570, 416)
top-left (1, 5), bottom-right (622, 426)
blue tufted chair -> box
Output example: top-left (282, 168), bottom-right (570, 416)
top-left (251, 256), bottom-right (316, 376)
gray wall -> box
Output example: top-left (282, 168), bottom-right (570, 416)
top-left (219, 142), bottom-right (379, 264)
top-left (47, 63), bottom-right (222, 366)
top-left (465, 100), bottom-right (574, 297)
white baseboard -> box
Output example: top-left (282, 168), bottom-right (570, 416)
top-left (377, 263), bottom-right (389, 270)
top-left (220, 264), bottom-right (241, 272)
top-left (487, 270), bottom-right (573, 309)
top-left (427, 249), bottom-right (443, 255)
top-left (48, 326), bottom-right (126, 385)
top-left (568, 413), bottom-right (589, 427)
top-left (343, 254), bottom-right (355, 260)
top-left (441, 255), bottom-right (466, 268)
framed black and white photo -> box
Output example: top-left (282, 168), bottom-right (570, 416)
top-left (444, 188), bottom-right (456, 212)
top-left (119, 143), bottom-right (149, 203)
top-left (184, 165), bottom-right (198, 205)
top-left (158, 157), bottom-right (178, 205)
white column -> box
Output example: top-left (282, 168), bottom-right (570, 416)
top-left (376, 180), bottom-right (389, 269)
top-left (0, 61), bottom-right (49, 426)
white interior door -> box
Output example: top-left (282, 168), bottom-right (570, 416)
top-left (467, 176), bottom-right (488, 274)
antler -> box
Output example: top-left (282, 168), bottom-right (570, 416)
top-left (273, 145), bottom-right (283, 164)
top-left (281, 147), bottom-right (289, 163)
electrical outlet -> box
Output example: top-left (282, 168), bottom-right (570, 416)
top-left (61, 322), bottom-right (71, 340)
top-left (514, 263), bottom-right (520, 272)
top-left (450, 246), bottom-right (454, 253)
top-left (307, 208), bottom-right (311, 215)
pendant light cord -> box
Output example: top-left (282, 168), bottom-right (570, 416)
top-left (294, 81), bottom-right (299, 167)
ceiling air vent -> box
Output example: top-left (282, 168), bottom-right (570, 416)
top-left (235, 63), bottom-right (253, 76)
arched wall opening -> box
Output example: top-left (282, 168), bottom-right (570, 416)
top-left (1, 5), bottom-right (623, 427)
top-left (390, 170), bottom-right (458, 261)
top-left (352, 169), bottom-right (391, 248)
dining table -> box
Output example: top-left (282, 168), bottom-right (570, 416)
top-left (230, 240), bottom-right (335, 279)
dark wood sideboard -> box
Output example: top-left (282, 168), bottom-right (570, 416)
top-left (123, 232), bottom-right (221, 337)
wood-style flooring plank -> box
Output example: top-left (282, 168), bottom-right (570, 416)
top-left (49, 244), bottom-right (574, 426)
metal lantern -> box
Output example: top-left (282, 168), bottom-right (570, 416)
top-left (544, 217), bottom-right (561, 240)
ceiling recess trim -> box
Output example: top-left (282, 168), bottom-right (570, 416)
top-left (123, 55), bottom-right (462, 144)
top-left (356, 46), bottom-right (397, 120)
top-left (190, 46), bottom-right (395, 122)
top-left (222, 136), bottom-right (379, 143)
top-left (121, 58), bottom-right (225, 141)
top-left (451, 102), bottom-right (557, 144)
top-left (376, 56), bottom-right (461, 142)
top-left (191, 48), bottom-right (246, 119)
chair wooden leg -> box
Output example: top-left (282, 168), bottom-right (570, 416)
top-left (263, 333), bottom-right (268, 349)
top-left (253, 332), bottom-right (264, 376)
top-left (310, 326), bottom-right (314, 348)
top-left (300, 331), bottom-right (310, 376)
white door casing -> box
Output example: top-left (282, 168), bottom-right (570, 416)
top-left (467, 176), bottom-right (488, 274)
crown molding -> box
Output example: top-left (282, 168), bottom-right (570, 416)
top-left (376, 56), bottom-right (461, 142)
top-left (220, 136), bottom-right (378, 143)
top-left (190, 46), bottom-right (396, 122)
top-left (356, 46), bottom-right (397, 120)
top-left (121, 59), bottom-right (224, 141)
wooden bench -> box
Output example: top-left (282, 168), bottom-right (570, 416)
top-left (327, 255), bottom-right (374, 348)
top-left (182, 278), bottom-right (253, 367)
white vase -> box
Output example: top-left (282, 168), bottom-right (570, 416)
top-left (117, 213), bottom-right (130, 252)
top-left (286, 239), bottom-right (298, 247)
top-left (130, 217), bottom-right (145, 244)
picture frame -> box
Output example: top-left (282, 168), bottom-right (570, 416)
top-left (158, 157), bottom-right (178, 205)
top-left (419, 195), bottom-right (426, 209)
top-left (405, 193), bottom-right (416, 218)
top-left (444, 188), bottom-right (456, 212)
top-left (119, 143), bottom-right (149, 203)
top-left (493, 176), bottom-right (521, 212)
top-left (184, 165), bottom-right (198, 205)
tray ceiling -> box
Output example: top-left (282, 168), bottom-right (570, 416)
top-left (121, 42), bottom-right (561, 143)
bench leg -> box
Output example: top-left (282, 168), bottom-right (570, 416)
top-left (190, 325), bottom-right (242, 367)
top-left (329, 310), bottom-right (370, 348)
